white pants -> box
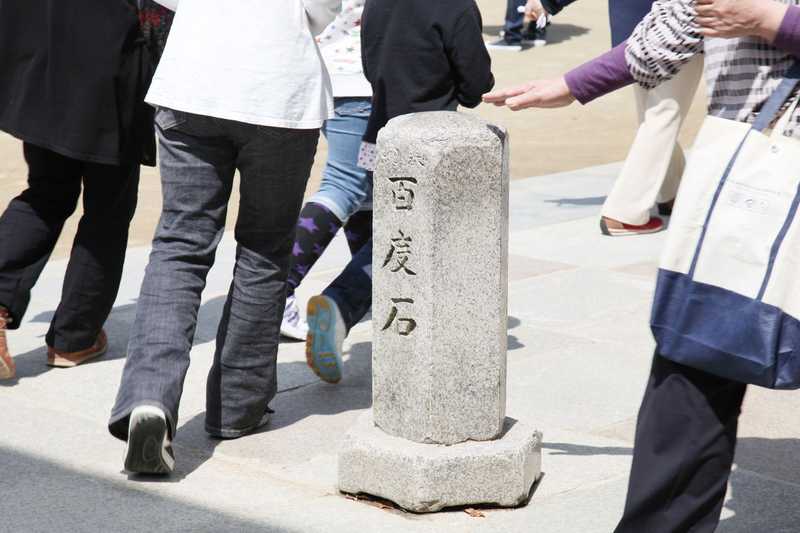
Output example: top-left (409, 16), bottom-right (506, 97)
top-left (602, 56), bottom-right (704, 225)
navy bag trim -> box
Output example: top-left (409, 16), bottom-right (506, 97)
top-left (653, 62), bottom-right (800, 389)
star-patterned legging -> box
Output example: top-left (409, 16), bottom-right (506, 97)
top-left (286, 202), bottom-right (372, 294)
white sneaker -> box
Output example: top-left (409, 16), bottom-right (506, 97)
top-left (124, 405), bottom-right (175, 474)
top-left (280, 294), bottom-right (308, 341)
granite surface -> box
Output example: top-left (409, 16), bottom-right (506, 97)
top-left (338, 413), bottom-right (543, 513)
top-left (370, 112), bottom-right (511, 445)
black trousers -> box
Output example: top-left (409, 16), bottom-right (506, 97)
top-left (0, 143), bottom-right (139, 351)
top-left (615, 353), bottom-right (747, 533)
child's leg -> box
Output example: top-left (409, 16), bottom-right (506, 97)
top-left (343, 209), bottom-right (373, 256)
top-left (286, 98), bottom-right (372, 294)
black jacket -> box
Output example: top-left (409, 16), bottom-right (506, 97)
top-left (0, 0), bottom-right (156, 166)
top-left (361, 0), bottom-right (494, 144)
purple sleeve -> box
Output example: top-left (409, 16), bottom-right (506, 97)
top-left (774, 6), bottom-right (800, 58)
top-left (563, 43), bottom-right (634, 105)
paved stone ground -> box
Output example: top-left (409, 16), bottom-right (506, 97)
top-left (2, 163), bottom-right (798, 533)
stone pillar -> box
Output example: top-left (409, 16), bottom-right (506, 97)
top-left (338, 112), bottom-right (542, 513)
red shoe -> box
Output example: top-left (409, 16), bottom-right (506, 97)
top-left (0, 308), bottom-right (14, 380)
top-left (47, 330), bottom-right (108, 368)
top-left (600, 216), bottom-right (664, 237)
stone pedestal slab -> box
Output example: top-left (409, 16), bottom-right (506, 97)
top-left (338, 413), bottom-right (543, 513)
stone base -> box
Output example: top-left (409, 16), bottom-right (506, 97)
top-left (338, 412), bottom-right (543, 513)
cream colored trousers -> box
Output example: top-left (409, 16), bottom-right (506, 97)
top-left (602, 55), bottom-right (704, 225)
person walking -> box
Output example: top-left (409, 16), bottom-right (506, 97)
top-left (108, 0), bottom-right (341, 475)
top-left (304, 0), bottom-right (495, 384)
top-left (486, 0), bottom-right (564, 51)
top-left (485, 0), bottom-right (800, 529)
top-left (280, 0), bottom-right (373, 341)
top-left (0, 0), bottom-right (156, 380)
top-left (522, 0), bottom-right (703, 236)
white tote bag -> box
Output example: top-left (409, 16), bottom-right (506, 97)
top-left (651, 66), bottom-right (800, 389)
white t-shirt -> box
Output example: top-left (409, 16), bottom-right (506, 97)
top-left (148, 0), bottom-right (341, 129)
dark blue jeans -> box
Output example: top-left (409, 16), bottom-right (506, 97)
top-left (323, 238), bottom-right (372, 333)
top-left (109, 108), bottom-right (319, 440)
top-left (503, 0), bottom-right (528, 42)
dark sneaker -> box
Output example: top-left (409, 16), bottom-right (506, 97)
top-left (0, 308), bottom-right (15, 380)
top-left (47, 329), bottom-right (108, 368)
top-left (486, 38), bottom-right (523, 52)
top-left (124, 406), bottom-right (175, 475)
top-left (600, 216), bottom-right (665, 237)
top-left (658, 199), bottom-right (675, 217)
top-left (522, 27), bottom-right (547, 47)
top-left (306, 295), bottom-right (345, 384)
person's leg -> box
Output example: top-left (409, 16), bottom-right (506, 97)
top-left (306, 239), bottom-right (372, 383)
top-left (281, 98), bottom-right (372, 339)
top-left (503, 0), bottom-right (526, 42)
top-left (0, 144), bottom-right (82, 329)
top-left (287, 98), bottom-right (372, 293)
top-left (109, 109), bottom-right (236, 445)
top-left (601, 55), bottom-right (704, 228)
top-left (487, 0), bottom-right (527, 50)
top-left (0, 144), bottom-right (82, 379)
top-left (343, 209), bottom-right (373, 255)
top-left (614, 353), bottom-right (746, 533)
top-left (204, 123), bottom-right (319, 438)
top-left (45, 160), bottom-right (140, 358)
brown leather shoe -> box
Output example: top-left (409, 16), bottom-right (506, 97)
top-left (47, 330), bottom-right (108, 368)
top-left (0, 308), bottom-right (15, 380)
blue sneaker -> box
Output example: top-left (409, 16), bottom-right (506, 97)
top-left (306, 295), bottom-right (345, 384)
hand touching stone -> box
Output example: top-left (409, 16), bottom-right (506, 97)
top-left (696, 0), bottom-right (787, 42)
top-left (482, 78), bottom-right (575, 111)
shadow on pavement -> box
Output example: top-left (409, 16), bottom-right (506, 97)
top-left (544, 196), bottom-right (606, 207)
top-left (543, 442), bottom-right (632, 456)
top-left (3, 295), bottom-right (302, 385)
top-left (157, 341), bottom-right (374, 479)
top-left (0, 445), bottom-right (297, 532)
top-left (720, 438), bottom-right (800, 532)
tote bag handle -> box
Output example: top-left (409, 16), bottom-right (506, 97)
top-left (753, 61), bottom-right (800, 132)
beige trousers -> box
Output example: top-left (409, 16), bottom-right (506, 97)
top-left (602, 55), bottom-right (704, 225)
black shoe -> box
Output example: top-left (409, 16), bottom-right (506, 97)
top-left (124, 406), bottom-right (175, 474)
top-left (522, 27), bottom-right (547, 47)
top-left (657, 199), bottom-right (675, 217)
top-left (486, 38), bottom-right (523, 52)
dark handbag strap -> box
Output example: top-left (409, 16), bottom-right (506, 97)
top-left (753, 61), bottom-right (800, 132)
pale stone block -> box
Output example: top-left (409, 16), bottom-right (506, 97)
top-left (338, 413), bottom-right (542, 513)
top-left (371, 112), bottom-right (510, 445)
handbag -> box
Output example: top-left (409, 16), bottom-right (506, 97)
top-left (651, 62), bottom-right (800, 389)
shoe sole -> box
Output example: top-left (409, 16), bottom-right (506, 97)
top-left (599, 219), bottom-right (664, 237)
top-left (306, 296), bottom-right (343, 384)
top-left (124, 411), bottom-right (175, 474)
top-left (47, 342), bottom-right (107, 368)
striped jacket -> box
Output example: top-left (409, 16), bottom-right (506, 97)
top-left (626, 0), bottom-right (800, 135)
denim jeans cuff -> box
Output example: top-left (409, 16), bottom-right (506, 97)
top-left (108, 400), bottom-right (177, 442)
